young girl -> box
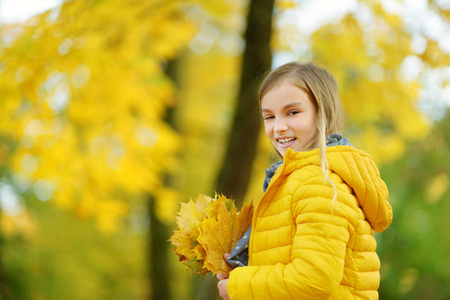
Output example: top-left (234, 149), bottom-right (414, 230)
top-left (217, 62), bottom-right (393, 300)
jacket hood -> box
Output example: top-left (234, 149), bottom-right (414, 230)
top-left (283, 146), bottom-right (392, 232)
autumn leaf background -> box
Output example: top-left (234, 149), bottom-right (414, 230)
top-left (0, 0), bottom-right (449, 299)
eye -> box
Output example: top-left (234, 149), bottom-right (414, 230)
top-left (263, 115), bottom-right (274, 120)
top-left (288, 110), bottom-right (300, 116)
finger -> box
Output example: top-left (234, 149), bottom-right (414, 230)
top-left (217, 280), bottom-right (225, 292)
top-left (217, 273), bottom-right (229, 280)
top-left (217, 279), bottom-right (229, 299)
top-left (224, 253), bottom-right (230, 260)
top-left (217, 273), bottom-right (225, 280)
top-left (217, 280), bottom-right (225, 295)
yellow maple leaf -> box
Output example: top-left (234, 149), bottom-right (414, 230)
top-left (198, 196), bottom-right (234, 274)
top-left (194, 243), bottom-right (207, 260)
top-left (184, 259), bottom-right (209, 278)
top-left (176, 200), bottom-right (199, 236)
top-left (170, 230), bottom-right (196, 261)
top-left (169, 193), bottom-right (253, 277)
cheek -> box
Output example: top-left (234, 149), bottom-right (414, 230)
top-left (308, 118), bottom-right (316, 132)
top-left (305, 113), bottom-right (316, 131)
top-left (306, 119), bottom-right (317, 140)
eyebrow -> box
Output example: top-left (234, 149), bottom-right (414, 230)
top-left (261, 102), bottom-right (303, 113)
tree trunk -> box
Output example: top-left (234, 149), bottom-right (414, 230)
top-left (215, 0), bottom-right (274, 207)
top-left (148, 195), bottom-right (171, 300)
top-left (146, 59), bottom-right (182, 300)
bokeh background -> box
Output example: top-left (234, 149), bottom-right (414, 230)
top-left (0, 0), bottom-right (449, 299)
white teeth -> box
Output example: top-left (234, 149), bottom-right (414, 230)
top-left (278, 138), bottom-right (295, 144)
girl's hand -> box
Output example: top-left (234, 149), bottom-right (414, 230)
top-left (217, 279), bottom-right (229, 300)
top-left (217, 273), bottom-right (229, 281)
top-left (217, 253), bottom-right (230, 299)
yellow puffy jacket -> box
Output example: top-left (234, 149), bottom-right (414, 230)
top-left (227, 146), bottom-right (392, 300)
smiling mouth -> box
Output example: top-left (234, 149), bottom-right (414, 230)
top-left (277, 137), bottom-right (296, 144)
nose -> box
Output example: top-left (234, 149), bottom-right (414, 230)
top-left (274, 118), bottom-right (288, 133)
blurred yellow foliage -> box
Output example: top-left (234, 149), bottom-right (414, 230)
top-left (426, 172), bottom-right (448, 204)
top-left (420, 39), bottom-right (450, 68)
top-left (0, 0), bottom-right (205, 232)
top-left (155, 188), bottom-right (181, 224)
top-left (399, 267), bottom-right (420, 295)
top-left (0, 212), bottom-right (35, 238)
top-left (308, 10), bottom-right (433, 163)
top-left (173, 51), bottom-right (242, 198)
top-left (96, 199), bottom-right (130, 232)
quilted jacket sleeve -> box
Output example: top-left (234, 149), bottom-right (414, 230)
top-left (227, 174), bottom-right (352, 300)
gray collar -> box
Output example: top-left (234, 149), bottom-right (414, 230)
top-left (263, 133), bottom-right (352, 192)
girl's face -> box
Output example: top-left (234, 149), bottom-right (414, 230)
top-left (261, 82), bottom-right (317, 157)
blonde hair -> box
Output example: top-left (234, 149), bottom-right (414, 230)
top-left (259, 62), bottom-right (344, 212)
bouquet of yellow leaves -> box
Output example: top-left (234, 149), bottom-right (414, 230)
top-left (169, 194), bottom-right (253, 277)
